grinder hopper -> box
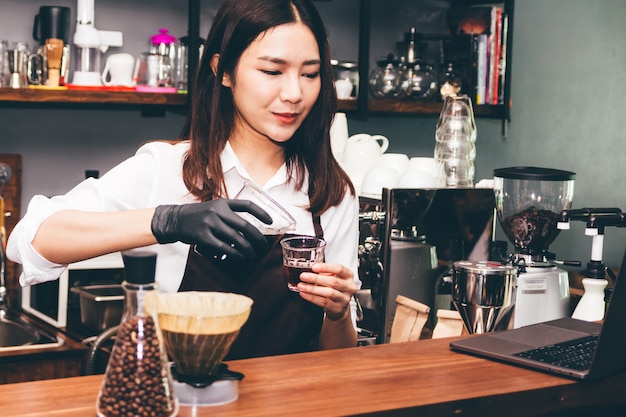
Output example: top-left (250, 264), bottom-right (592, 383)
top-left (493, 167), bottom-right (575, 259)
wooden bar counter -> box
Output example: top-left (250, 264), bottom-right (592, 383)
top-left (1, 336), bottom-right (624, 416)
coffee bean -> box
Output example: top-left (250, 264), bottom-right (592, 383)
top-left (502, 207), bottom-right (560, 253)
top-left (97, 316), bottom-right (175, 417)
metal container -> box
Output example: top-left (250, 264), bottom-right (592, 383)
top-left (452, 261), bottom-right (517, 334)
top-left (70, 284), bottom-right (124, 332)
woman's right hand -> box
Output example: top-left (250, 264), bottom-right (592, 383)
top-left (151, 199), bottom-right (272, 260)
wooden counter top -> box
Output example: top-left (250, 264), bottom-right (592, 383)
top-left (1, 336), bottom-right (624, 416)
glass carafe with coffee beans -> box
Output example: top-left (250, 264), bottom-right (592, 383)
top-left (96, 250), bottom-right (178, 417)
top-left (493, 167), bottom-right (577, 329)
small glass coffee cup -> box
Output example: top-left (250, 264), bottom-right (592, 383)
top-left (280, 236), bottom-right (326, 292)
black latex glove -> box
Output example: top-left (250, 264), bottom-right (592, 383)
top-left (151, 199), bottom-right (273, 261)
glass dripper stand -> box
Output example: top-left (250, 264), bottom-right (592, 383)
top-left (156, 292), bottom-right (253, 406)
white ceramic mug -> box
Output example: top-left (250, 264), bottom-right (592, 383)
top-left (361, 166), bottom-right (399, 199)
top-left (101, 53), bottom-right (135, 87)
top-left (408, 157), bottom-right (439, 178)
top-left (377, 153), bottom-right (409, 176)
top-left (396, 170), bottom-right (437, 188)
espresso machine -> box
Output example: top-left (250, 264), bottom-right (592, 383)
top-left (493, 167), bottom-right (578, 329)
top-left (357, 187), bottom-right (496, 343)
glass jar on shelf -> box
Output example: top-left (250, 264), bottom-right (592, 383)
top-left (400, 27), bottom-right (438, 101)
top-left (369, 54), bottom-right (405, 99)
top-left (402, 58), bottom-right (438, 101)
top-left (332, 60), bottom-right (359, 100)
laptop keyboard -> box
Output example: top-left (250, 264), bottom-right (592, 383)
top-left (513, 334), bottom-right (599, 371)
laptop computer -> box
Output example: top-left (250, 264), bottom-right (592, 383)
top-left (450, 248), bottom-right (626, 380)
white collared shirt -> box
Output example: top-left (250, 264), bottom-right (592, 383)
top-left (7, 140), bottom-right (361, 297)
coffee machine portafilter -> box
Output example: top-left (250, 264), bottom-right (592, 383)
top-left (357, 188), bottom-right (496, 343)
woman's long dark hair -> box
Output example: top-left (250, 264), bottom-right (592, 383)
top-left (181, 0), bottom-right (354, 216)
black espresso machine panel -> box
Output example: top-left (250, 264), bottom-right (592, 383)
top-left (357, 188), bottom-right (496, 343)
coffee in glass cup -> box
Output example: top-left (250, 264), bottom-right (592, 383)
top-left (280, 236), bottom-right (326, 292)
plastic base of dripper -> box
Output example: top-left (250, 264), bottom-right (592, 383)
top-left (171, 363), bottom-right (243, 407)
top-left (173, 378), bottom-right (239, 406)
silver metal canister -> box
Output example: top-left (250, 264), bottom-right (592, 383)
top-left (452, 260), bottom-right (517, 334)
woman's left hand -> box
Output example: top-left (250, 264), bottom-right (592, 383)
top-left (296, 262), bottom-right (357, 321)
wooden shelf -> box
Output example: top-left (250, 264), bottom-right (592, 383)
top-left (337, 99), bottom-right (358, 112)
top-left (0, 87), bottom-right (187, 107)
top-left (338, 97), bottom-right (508, 118)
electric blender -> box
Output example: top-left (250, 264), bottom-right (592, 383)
top-left (493, 167), bottom-right (577, 328)
top-left (72, 0), bottom-right (123, 86)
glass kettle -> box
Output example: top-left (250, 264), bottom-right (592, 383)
top-left (369, 54), bottom-right (405, 99)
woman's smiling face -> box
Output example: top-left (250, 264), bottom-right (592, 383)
top-left (222, 22), bottom-right (322, 145)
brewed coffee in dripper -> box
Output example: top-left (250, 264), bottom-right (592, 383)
top-left (157, 292), bottom-right (253, 378)
top-left (156, 292), bottom-right (253, 406)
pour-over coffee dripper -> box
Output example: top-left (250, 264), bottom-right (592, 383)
top-left (156, 291), bottom-right (253, 406)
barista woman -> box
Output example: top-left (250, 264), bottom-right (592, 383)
top-left (7, 0), bottom-right (360, 359)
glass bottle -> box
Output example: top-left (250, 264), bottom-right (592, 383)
top-left (97, 251), bottom-right (178, 417)
top-left (439, 62), bottom-right (462, 100)
top-left (433, 235), bottom-right (464, 326)
top-left (401, 27), bottom-right (438, 101)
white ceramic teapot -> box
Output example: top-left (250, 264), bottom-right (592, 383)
top-left (342, 133), bottom-right (389, 180)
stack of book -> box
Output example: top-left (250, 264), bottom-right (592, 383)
top-left (443, 5), bottom-right (508, 106)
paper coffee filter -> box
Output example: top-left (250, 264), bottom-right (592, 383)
top-left (157, 292), bottom-right (253, 335)
top-left (156, 292), bottom-right (253, 377)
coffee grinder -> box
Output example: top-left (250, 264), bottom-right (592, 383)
top-left (493, 167), bottom-right (577, 328)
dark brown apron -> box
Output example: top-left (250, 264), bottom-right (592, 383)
top-left (178, 215), bottom-right (325, 360)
